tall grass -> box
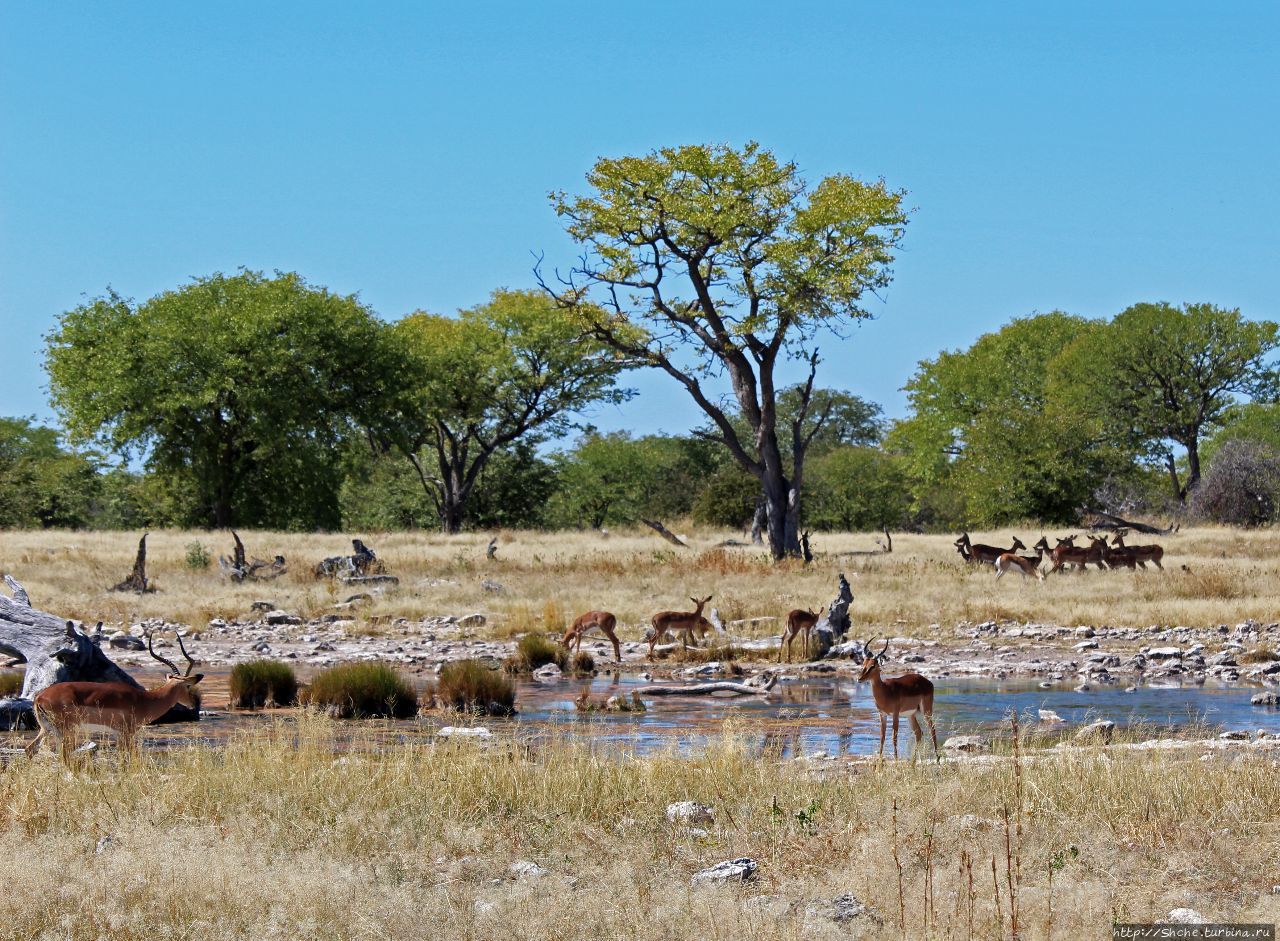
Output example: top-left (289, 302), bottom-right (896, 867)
top-left (0, 670), bottom-right (22, 697)
top-left (504, 633), bottom-right (567, 673)
top-left (0, 723), bottom-right (1277, 938)
top-left (302, 663), bottom-right (418, 719)
top-left (431, 659), bottom-right (516, 716)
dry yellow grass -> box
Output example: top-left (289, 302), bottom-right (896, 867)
top-left (1, 526), bottom-right (1276, 643)
top-left (0, 717), bottom-right (1276, 939)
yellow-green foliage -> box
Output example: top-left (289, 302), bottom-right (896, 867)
top-left (506, 632), bottom-right (567, 673)
top-left (303, 663), bottom-right (417, 719)
top-left (0, 670), bottom-right (23, 698)
top-left (228, 659), bottom-right (299, 709)
top-left (434, 659), bottom-right (515, 716)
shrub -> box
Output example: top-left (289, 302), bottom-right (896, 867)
top-left (1239, 648), bottom-right (1279, 665)
top-left (570, 651), bottom-right (595, 675)
top-left (505, 633), bottom-right (568, 673)
top-left (303, 663), bottom-right (418, 719)
top-left (1189, 439), bottom-right (1280, 526)
top-left (0, 670), bottom-right (23, 698)
top-left (229, 660), bottom-right (299, 709)
top-left (433, 659), bottom-right (515, 716)
top-left (184, 541), bottom-right (211, 570)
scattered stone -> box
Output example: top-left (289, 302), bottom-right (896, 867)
top-left (263, 610), bottom-right (302, 626)
top-left (509, 860), bottom-right (549, 880)
top-left (1252, 691), bottom-right (1280, 706)
top-left (480, 579), bottom-right (505, 594)
top-left (250, 601), bottom-right (275, 612)
top-left (1147, 647), bottom-right (1182, 659)
top-left (1219, 730), bottom-right (1250, 741)
top-left (943, 735), bottom-right (991, 752)
top-left (1072, 640), bottom-right (1099, 650)
top-left (1038, 709), bottom-right (1064, 724)
top-left (805, 893), bottom-right (880, 926)
top-left (666, 801), bottom-right (715, 826)
top-left (94, 835), bottom-right (114, 855)
top-left (456, 613), bottom-right (487, 628)
top-left (1075, 626), bottom-right (1095, 638)
top-left (691, 857), bottom-right (758, 886)
top-left (532, 663), bottom-right (562, 681)
top-left (1166, 908), bottom-right (1205, 924)
top-left (108, 632), bottom-right (146, 651)
top-left (437, 726), bottom-right (493, 740)
top-left (1075, 720), bottom-right (1115, 744)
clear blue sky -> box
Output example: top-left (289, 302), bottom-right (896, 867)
top-left (2, 1), bottom-right (1277, 440)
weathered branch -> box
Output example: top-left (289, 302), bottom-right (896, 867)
top-left (1081, 509), bottom-right (1180, 536)
top-left (639, 518), bottom-right (690, 549)
top-left (638, 673), bottom-right (778, 696)
top-left (112, 533), bottom-right (153, 593)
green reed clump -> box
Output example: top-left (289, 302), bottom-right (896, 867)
top-left (0, 670), bottom-right (23, 698)
top-left (504, 633), bottom-right (568, 673)
top-left (229, 659), bottom-right (299, 709)
top-left (433, 659), bottom-right (516, 716)
top-left (303, 663), bottom-right (418, 719)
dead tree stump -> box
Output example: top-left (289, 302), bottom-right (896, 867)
top-left (111, 533), bottom-right (154, 593)
top-left (811, 573), bottom-right (855, 658)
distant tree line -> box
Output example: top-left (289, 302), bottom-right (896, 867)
top-left (9, 143), bottom-right (1278, 539)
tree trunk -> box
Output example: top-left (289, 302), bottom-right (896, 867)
top-left (441, 499), bottom-right (465, 534)
top-left (750, 496), bottom-right (766, 545)
top-left (1165, 453), bottom-right (1183, 503)
top-left (761, 473), bottom-right (802, 560)
top-left (0, 576), bottom-right (196, 730)
top-left (1184, 436), bottom-right (1201, 499)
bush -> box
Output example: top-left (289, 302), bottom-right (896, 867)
top-left (1189, 439), bottom-right (1280, 526)
top-left (0, 670), bottom-right (23, 698)
top-left (505, 633), bottom-right (568, 673)
top-left (229, 660), bottom-right (299, 709)
top-left (569, 651), bottom-right (595, 674)
top-left (184, 541), bottom-right (212, 570)
top-left (303, 663), bottom-right (418, 719)
top-left (1239, 648), bottom-right (1279, 665)
top-left (433, 659), bottom-right (515, 716)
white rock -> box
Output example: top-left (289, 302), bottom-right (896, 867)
top-left (532, 663), bottom-right (562, 680)
top-left (1072, 640), bottom-right (1099, 650)
top-left (1038, 709), bottom-right (1064, 724)
top-left (666, 801), bottom-right (715, 825)
top-left (1074, 720), bottom-right (1115, 744)
top-left (1148, 647), bottom-right (1182, 659)
top-left (509, 860), bottom-right (549, 880)
top-left (437, 726), bottom-right (493, 739)
top-left (1166, 908), bottom-right (1205, 924)
top-left (456, 613), bottom-right (487, 628)
top-left (943, 735), bottom-right (991, 752)
top-left (691, 857), bottom-right (757, 886)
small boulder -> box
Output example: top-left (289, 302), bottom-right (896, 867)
top-left (1074, 720), bottom-right (1115, 744)
top-left (532, 663), bottom-right (562, 681)
top-left (437, 726), bottom-right (493, 740)
top-left (1166, 908), bottom-right (1205, 924)
top-left (1251, 691), bottom-right (1280, 706)
top-left (805, 893), bottom-right (880, 926)
top-left (691, 858), bottom-right (757, 886)
top-left (509, 860), bottom-right (549, 881)
top-left (264, 610), bottom-right (302, 626)
top-left (456, 613), bottom-right (487, 628)
top-left (943, 735), bottom-right (990, 752)
top-left (1148, 647), bottom-right (1182, 659)
top-left (108, 632), bottom-right (146, 651)
top-left (666, 801), bottom-right (715, 826)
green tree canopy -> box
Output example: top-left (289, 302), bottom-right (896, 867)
top-left (0, 417), bottom-right (102, 528)
top-left (1052, 302), bottom-right (1279, 501)
top-left (381, 289), bottom-right (631, 533)
top-left (45, 270), bottom-right (390, 529)
top-left (543, 141), bottom-right (908, 559)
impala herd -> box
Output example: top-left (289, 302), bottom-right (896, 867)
top-left (956, 529), bottom-right (1165, 580)
top-left (19, 529), bottom-right (1170, 765)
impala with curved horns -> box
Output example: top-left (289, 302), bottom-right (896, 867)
top-left (858, 639), bottom-right (939, 762)
top-left (26, 629), bottom-right (203, 759)
top-left (645, 595), bottom-right (715, 661)
top-left (954, 533), bottom-right (1026, 567)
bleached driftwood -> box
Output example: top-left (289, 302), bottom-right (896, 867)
top-left (0, 575), bottom-right (180, 729)
top-left (638, 672), bottom-right (778, 697)
top-left (639, 518), bottom-right (690, 549)
top-left (220, 531), bottom-right (287, 582)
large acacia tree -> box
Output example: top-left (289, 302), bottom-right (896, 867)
top-left (382, 289), bottom-right (631, 533)
top-left (45, 270), bottom-right (390, 528)
top-left (541, 142), bottom-right (909, 559)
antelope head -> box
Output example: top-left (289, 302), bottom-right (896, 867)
top-left (858, 639), bottom-right (890, 681)
top-left (1010, 537), bottom-right (1027, 553)
top-left (689, 595), bottom-right (712, 612)
top-left (147, 631), bottom-right (205, 704)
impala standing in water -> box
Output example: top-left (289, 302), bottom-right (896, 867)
top-left (858, 639), bottom-right (940, 762)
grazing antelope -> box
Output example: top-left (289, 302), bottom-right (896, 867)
top-left (26, 631), bottom-right (203, 760)
top-left (646, 595), bottom-right (714, 660)
top-left (778, 606), bottom-right (825, 663)
top-left (1112, 531), bottom-right (1164, 570)
top-left (858, 639), bottom-right (939, 762)
top-left (954, 533), bottom-right (1026, 566)
top-left (994, 544), bottom-right (1045, 580)
top-left (1035, 535), bottom-right (1108, 574)
top-left (560, 610), bottom-right (622, 663)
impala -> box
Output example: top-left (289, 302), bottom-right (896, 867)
top-left (1099, 537), bottom-right (1138, 570)
top-left (954, 533), bottom-right (1026, 566)
top-left (778, 606), bottom-right (825, 663)
top-left (1112, 531), bottom-right (1164, 570)
top-left (560, 610), bottom-right (622, 663)
top-left (26, 630), bottom-right (203, 760)
top-left (994, 544), bottom-right (1045, 580)
top-left (646, 595), bottom-right (714, 660)
top-left (1035, 535), bottom-right (1108, 574)
top-left (858, 639), bottom-right (939, 762)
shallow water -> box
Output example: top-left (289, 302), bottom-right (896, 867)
top-left (509, 674), bottom-right (1280, 757)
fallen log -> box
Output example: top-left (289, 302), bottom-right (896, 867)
top-left (315, 539), bottom-right (386, 579)
top-left (638, 672), bottom-right (778, 697)
top-left (220, 531), bottom-right (287, 582)
top-left (1082, 509), bottom-right (1179, 536)
top-left (112, 533), bottom-right (154, 593)
top-left (639, 518), bottom-right (690, 549)
top-left (0, 575), bottom-right (196, 729)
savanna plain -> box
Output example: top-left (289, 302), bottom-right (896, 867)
top-left (2, 526), bottom-right (1279, 940)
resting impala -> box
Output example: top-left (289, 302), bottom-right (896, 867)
top-left (560, 610), bottom-right (622, 663)
top-left (1112, 531), bottom-right (1164, 569)
top-left (954, 533), bottom-right (1026, 566)
top-left (858, 639), bottom-right (939, 762)
top-left (646, 595), bottom-right (714, 660)
top-left (778, 606), bottom-right (825, 663)
top-left (26, 630), bottom-right (203, 759)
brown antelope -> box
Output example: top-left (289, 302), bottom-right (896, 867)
top-left (954, 533), bottom-right (1026, 566)
top-left (778, 606), bottom-right (825, 663)
top-left (1035, 535), bottom-right (1108, 574)
top-left (560, 610), bottom-right (622, 663)
top-left (646, 595), bottom-right (714, 660)
top-left (1099, 537), bottom-right (1138, 570)
top-left (994, 544), bottom-right (1045, 580)
top-left (858, 639), bottom-right (939, 762)
top-left (1112, 531), bottom-right (1164, 569)
top-left (26, 631), bottom-right (203, 760)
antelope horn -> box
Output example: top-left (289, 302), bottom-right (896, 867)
top-left (877, 638), bottom-right (890, 658)
top-left (147, 632), bottom-right (182, 676)
top-left (175, 632), bottom-right (198, 677)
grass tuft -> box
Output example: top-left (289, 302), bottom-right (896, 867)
top-left (0, 670), bottom-right (23, 698)
top-left (1239, 647), bottom-right (1278, 664)
top-left (504, 633), bottom-right (568, 673)
top-left (569, 651), bottom-right (595, 674)
top-left (432, 659), bottom-right (516, 716)
top-left (302, 663), bottom-right (418, 719)
top-left (229, 659), bottom-right (300, 709)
